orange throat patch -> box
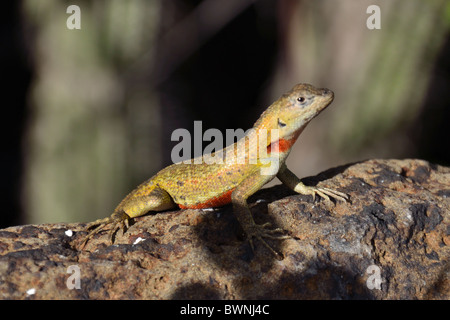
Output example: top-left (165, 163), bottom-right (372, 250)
top-left (267, 137), bottom-right (297, 154)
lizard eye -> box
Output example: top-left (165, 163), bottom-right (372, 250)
top-left (297, 97), bottom-right (306, 103)
top-left (278, 118), bottom-right (286, 127)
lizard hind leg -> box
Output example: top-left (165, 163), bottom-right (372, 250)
top-left (78, 211), bottom-right (130, 250)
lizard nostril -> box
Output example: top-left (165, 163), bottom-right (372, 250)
top-left (322, 89), bottom-right (329, 95)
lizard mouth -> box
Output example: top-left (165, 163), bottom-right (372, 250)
top-left (321, 88), bottom-right (334, 100)
top-left (319, 88), bottom-right (334, 108)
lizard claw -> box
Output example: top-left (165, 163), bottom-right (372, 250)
top-left (295, 183), bottom-right (349, 203)
top-left (245, 222), bottom-right (290, 260)
top-left (78, 211), bottom-right (130, 250)
top-left (314, 187), bottom-right (349, 203)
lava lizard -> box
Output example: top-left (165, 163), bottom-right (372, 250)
top-left (79, 83), bottom-right (348, 259)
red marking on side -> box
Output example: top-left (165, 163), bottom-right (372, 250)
top-left (178, 188), bottom-right (234, 209)
top-left (267, 138), bottom-right (296, 154)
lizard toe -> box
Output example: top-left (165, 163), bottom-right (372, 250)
top-left (78, 211), bottom-right (131, 250)
top-left (245, 223), bottom-right (288, 260)
top-left (316, 187), bottom-right (349, 202)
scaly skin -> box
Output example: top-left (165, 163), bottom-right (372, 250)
top-left (79, 83), bottom-right (349, 259)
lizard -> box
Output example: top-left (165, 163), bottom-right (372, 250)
top-left (78, 83), bottom-right (348, 259)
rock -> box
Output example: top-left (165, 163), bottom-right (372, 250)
top-left (0, 159), bottom-right (448, 299)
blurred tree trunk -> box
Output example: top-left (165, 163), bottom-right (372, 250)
top-left (23, 0), bottom-right (161, 223)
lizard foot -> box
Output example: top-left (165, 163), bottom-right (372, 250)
top-left (78, 211), bottom-right (130, 250)
top-left (246, 222), bottom-right (290, 260)
top-left (295, 184), bottom-right (349, 203)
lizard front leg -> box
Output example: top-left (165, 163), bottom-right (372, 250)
top-left (231, 170), bottom-right (289, 260)
top-left (277, 164), bottom-right (349, 202)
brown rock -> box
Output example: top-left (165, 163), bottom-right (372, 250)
top-left (0, 159), bottom-right (448, 299)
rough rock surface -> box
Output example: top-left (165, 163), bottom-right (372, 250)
top-left (0, 159), bottom-right (448, 299)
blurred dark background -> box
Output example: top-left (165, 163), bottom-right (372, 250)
top-left (1, 0), bottom-right (449, 227)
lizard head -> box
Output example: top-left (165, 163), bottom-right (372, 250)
top-left (254, 83), bottom-right (334, 143)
